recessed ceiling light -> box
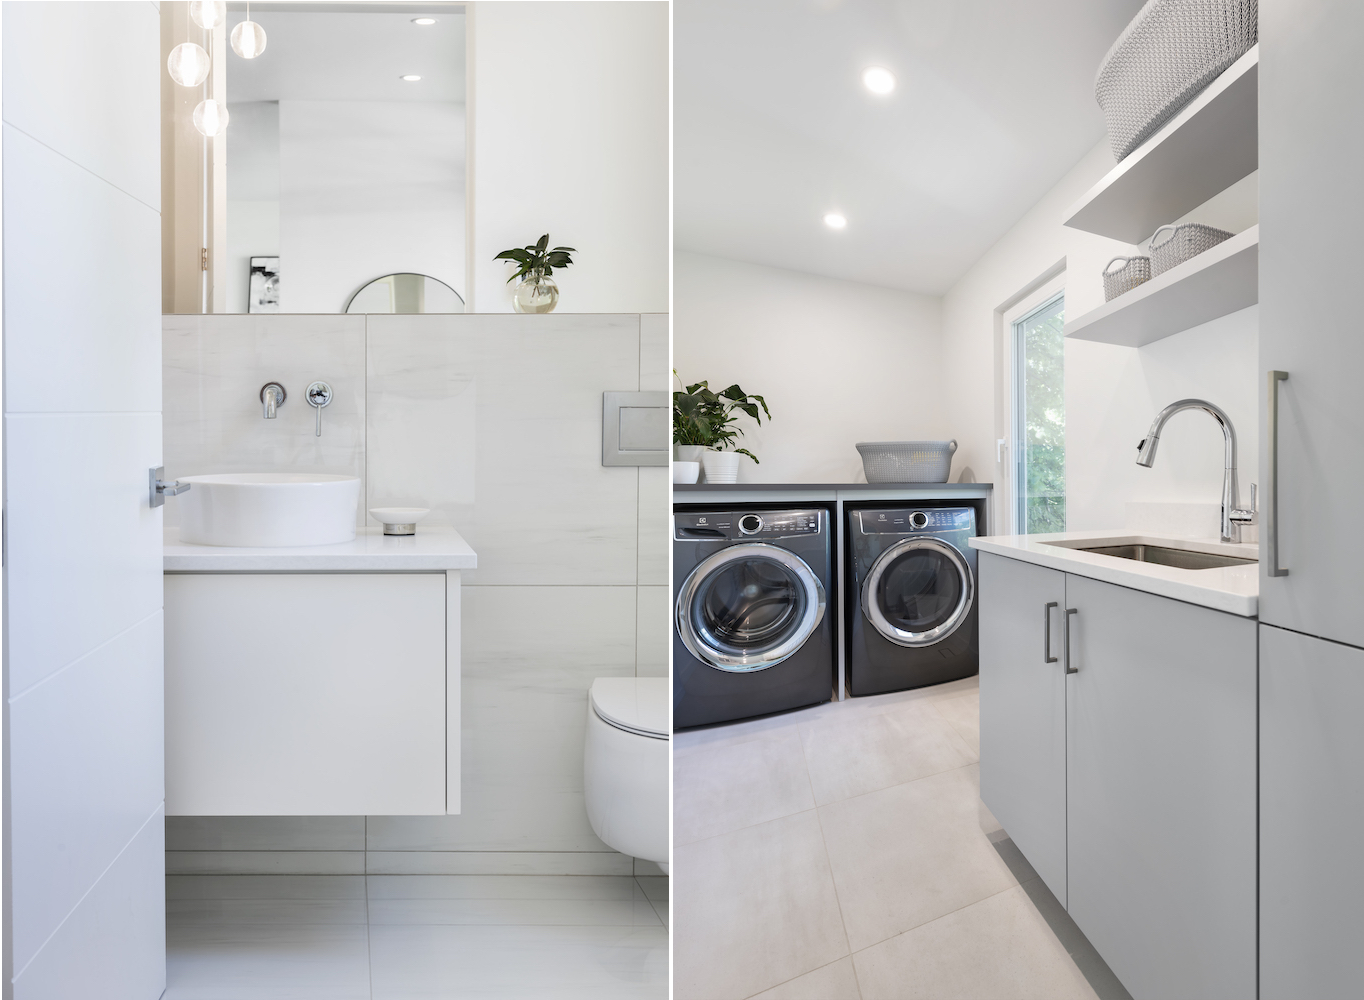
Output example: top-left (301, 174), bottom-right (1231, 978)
top-left (824, 213), bottom-right (847, 229)
top-left (862, 66), bottom-right (896, 95)
top-left (400, 74), bottom-right (422, 82)
top-left (412, 17), bottom-right (437, 25)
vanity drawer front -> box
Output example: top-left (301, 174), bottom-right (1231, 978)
top-left (166, 572), bottom-right (447, 816)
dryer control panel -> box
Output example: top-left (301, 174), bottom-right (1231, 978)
top-left (857, 507), bottom-right (975, 533)
top-left (674, 509), bottom-right (824, 540)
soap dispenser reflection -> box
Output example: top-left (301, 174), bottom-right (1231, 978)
top-left (306, 381), bottom-right (333, 437)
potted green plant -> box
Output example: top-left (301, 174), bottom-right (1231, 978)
top-left (494, 234), bottom-right (575, 313)
top-left (672, 373), bottom-right (771, 483)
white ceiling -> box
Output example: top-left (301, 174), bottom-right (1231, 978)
top-left (226, 10), bottom-right (464, 103)
top-left (674, 0), bottom-right (1145, 295)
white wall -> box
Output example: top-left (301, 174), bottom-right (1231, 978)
top-left (468, 1), bottom-right (668, 313)
top-left (2, 2), bottom-right (166, 995)
top-left (278, 100), bottom-right (465, 313)
top-left (226, 101), bottom-right (280, 314)
top-left (674, 251), bottom-right (944, 484)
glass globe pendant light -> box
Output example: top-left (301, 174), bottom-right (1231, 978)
top-left (189, 0), bottom-right (227, 30)
top-left (193, 99), bottom-right (229, 137)
top-left (167, 42), bottom-right (211, 87)
top-left (231, 19), bottom-right (267, 59)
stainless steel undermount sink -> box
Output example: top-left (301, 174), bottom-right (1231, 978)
top-left (1073, 543), bottom-right (1256, 570)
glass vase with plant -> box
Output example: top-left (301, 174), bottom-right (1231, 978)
top-left (672, 373), bottom-right (771, 480)
top-left (494, 234), bottom-right (576, 313)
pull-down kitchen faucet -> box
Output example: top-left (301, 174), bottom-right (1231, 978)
top-left (1136, 398), bottom-right (1256, 543)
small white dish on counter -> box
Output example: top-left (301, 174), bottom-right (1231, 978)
top-left (369, 507), bottom-right (431, 536)
top-left (672, 461), bottom-right (700, 484)
top-left (178, 473), bottom-right (360, 547)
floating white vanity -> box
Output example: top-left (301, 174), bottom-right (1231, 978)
top-left (164, 526), bottom-right (477, 817)
top-left (971, 530), bottom-right (1258, 1000)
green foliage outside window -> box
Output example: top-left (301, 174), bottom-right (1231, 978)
top-left (1017, 296), bottom-right (1066, 534)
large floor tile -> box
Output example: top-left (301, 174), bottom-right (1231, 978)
top-left (166, 851), bottom-right (366, 876)
top-left (674, 730), bottom-right (815, 845)
top-left (368, 923), bottom-right (667, 999)
top-left (169, 897), bottom-right (368, 926)
top-left (366, 874), bottom-right (641, 899)
top-left (852, 884), bottom-right (1099, 1000)
top-left (749, 957), bottom-right (862, 1000)
top-left (818, 765), bottom-right (1019, 951)
top-left (368, 896), bottom-right (660, 927)
top-left (800, 698), bottom-right (977, 806)
top-left (165, 922), bottom-right (371, 1000)
top-left (167, 816), bottom-right (365, 852)
top-left (674, 811), bottom-right (848, 1000)
top-left (931, 689), bottom-right (981, 756)
top-left (167, 875), bottom-right (366, 900)
top-left (363, 851), bottom-right (633, 876)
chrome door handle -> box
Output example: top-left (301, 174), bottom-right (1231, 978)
top-left (1044, 602), bottom-right (1059, 663)
top-left (1267, 371), bottom-right (1289, 577)
top-left (1064, 607), bottom-right (1078, 674)
top-left (149, 466), bottom-right (190, 508)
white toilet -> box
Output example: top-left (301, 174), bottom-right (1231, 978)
top-left (584, 677), bottom-right (669, 872)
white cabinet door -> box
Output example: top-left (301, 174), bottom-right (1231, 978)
top-left (1066, 575), bottom-right (1256, 1000)
top-left (978, 552), bottom-right (1068, 905)
top-left (166, 573), bottom-right (447, 815)
top-left (1259, 0), bottom-right (1364, 646)
top-left (1261, 623), bottom-right (1364, 998)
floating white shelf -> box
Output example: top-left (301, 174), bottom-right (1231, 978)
top-left (1065, 225), bottom-right (1258, 348)
top-left (1065, 45), bottom-right (1258, 243)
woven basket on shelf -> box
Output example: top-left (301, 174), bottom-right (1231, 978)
top-left (856, 440), bottom-right (957, 484)
top-left (1103, 256), bottom-right (1151, 301)
top-left (1096, 0), bottom-right (1258, 162)
top-left (1148, 222), bottom-right (1234, 276)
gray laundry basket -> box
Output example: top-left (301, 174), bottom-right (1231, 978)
top-left (856, 441), bottom-right (957, 484)
top-left (1096, 0), bottom-right (1257, 162)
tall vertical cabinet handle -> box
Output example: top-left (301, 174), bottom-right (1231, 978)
top-left (1044, 602), bottom-right (1058, 663)
top-left (1267, 371), bottom-right (1289, 577)
top-left (1064, 608), bottom-right (1079, 674)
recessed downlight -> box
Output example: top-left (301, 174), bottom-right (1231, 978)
top-left (412, 17), bottom-right (437, 25)
top-left (400, 74), bottom-right (422, 82)
top-left (862, 66), bottom-right (896, 95)
top-left (824, 213), bottom-right (847, 230)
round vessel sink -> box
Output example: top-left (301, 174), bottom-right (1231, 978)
top-left (177, 473), bottom-right (361, 547)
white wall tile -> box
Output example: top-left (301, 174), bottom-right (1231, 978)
top-left (640, 313), bottom-right (669, 393)
top-left (5, 412), bottom-right (163, 694)
top-left (366, 314), bottom-right (640, 585)
top-left (9, 613), bottom-right (164, 973)
top-left (367, 585), bottom-right (636, 852)
top-left (636, 586), bottom-right (670, 678)
top-left (0, 2), bottom-right (161, 210)
top-left (3, 126), bottom-right (161, 413)
top-left (162, 314), bottom-right (367, 525)
top-left (638, 467), bottom-right (669, 585)
top-left (12, 807), bottom-right (165, 1000)
top-left (166, 817), bottom-right (365, 852)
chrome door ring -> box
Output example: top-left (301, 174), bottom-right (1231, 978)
top-left (861, 536), bottom-right (974, 648)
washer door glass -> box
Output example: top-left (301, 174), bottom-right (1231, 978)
top-left (678, 543), bottom-right (826, 672)
top-left (863, 538), bottom-right (973, 647)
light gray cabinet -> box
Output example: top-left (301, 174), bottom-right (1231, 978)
top-left (978, 551), bottom-right (1068, 905)
top-left (1260, 624), bottom-right (1364, 999)
top-left (980, 556), bottom-right (1256, 999)
top-left (1066, 574), bottom-right (1256, 1000)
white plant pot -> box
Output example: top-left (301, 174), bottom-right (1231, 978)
top-left (675, 445), bottom-right (707, 463)
top-left (672, 461), bottom-right (700, 485)
top-left (701, 450), bottom-right (741, 484)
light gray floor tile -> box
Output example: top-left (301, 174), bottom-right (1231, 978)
top-left (749, 956), bottom-right (862, 1000)
top-left (169, 897), bottom-right (368, 926)
top-left (818, 764), bottom-right (1019, 951)
top-left (366, 874), bottom-right (641, 900)
top-left (167, 875), bottom-right (367, 900)
top-left (674, 730), bottom-right (815, 845)
top-left (367, 896), bottom-right (662, 926)
top-left (166, 816), bottom-right (366, 851)
top-left (635, 875), bottom-right (668, 902)
top-left (674, 810), bottom-right (848, 1000)
top-left (931, 689), bottom-right (981, 756)
top-left (800, 698), bottom-right (978, 806)
top-left (853, 884), bottom-right (1099, 1000)
top-left (368, 923), bottom-right (667, 999)
top-left (165, 922), bottom-right (371, 999)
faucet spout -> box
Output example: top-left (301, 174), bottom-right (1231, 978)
top-left (1135, 398), bottom-right (1253, 542)
top-left (260, 382), bottom-right (286, 420)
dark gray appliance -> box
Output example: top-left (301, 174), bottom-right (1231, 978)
top-left (673, 507), bottom-right (835, 728)
top-left (847, 505), bottom-right (979, 696)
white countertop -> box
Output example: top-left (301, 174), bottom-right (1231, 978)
top-left (165, 526), bottom-right (478, 572)
top-left (970, 530), bottom-right (1259, 617)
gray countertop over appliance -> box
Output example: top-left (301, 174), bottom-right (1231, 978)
top-left (674, 482), bottom-right (993, 501)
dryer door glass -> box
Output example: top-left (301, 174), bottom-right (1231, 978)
top-left (863, 538), bottom-right (974, 648)
top-left (677, 544), bottom-right (827, 672)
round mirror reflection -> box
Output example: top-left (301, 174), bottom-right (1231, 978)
top-left (344, 273), bottom-right (465, 314)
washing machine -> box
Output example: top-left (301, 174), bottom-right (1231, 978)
top-left (847, 505), bottom-right (979, 696)
top-left (674, 507), bottom-right (835, 729)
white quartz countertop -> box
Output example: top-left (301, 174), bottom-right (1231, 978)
top-left (165, 526), bottom-right (478, 572)
top-left (970, 530), bottom-right (1259, 618)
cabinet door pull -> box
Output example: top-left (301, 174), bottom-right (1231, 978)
top-left (1044, 602), bottom-right (1059, 663)
top-left (1267, 370), bottom-right (1289, 577)
top-left (1064, 607), bottom-right (1079, 674)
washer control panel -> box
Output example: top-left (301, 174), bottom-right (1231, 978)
top-left (675, 509), bottom-right (824, 540)
top-left (857, 507), bottom-right (975, 534)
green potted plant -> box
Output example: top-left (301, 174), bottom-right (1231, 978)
top-left (672, 373), bottom-right (771, 483)
top-left (494, 234), bottom-right (575, 313)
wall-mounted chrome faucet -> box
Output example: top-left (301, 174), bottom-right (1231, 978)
top-left (306, 381), bottom-right (332, 437)
top-left (1136, 398), bottom-right (1257, 543)
top-left (260, 382), bottom-right (286, 419)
